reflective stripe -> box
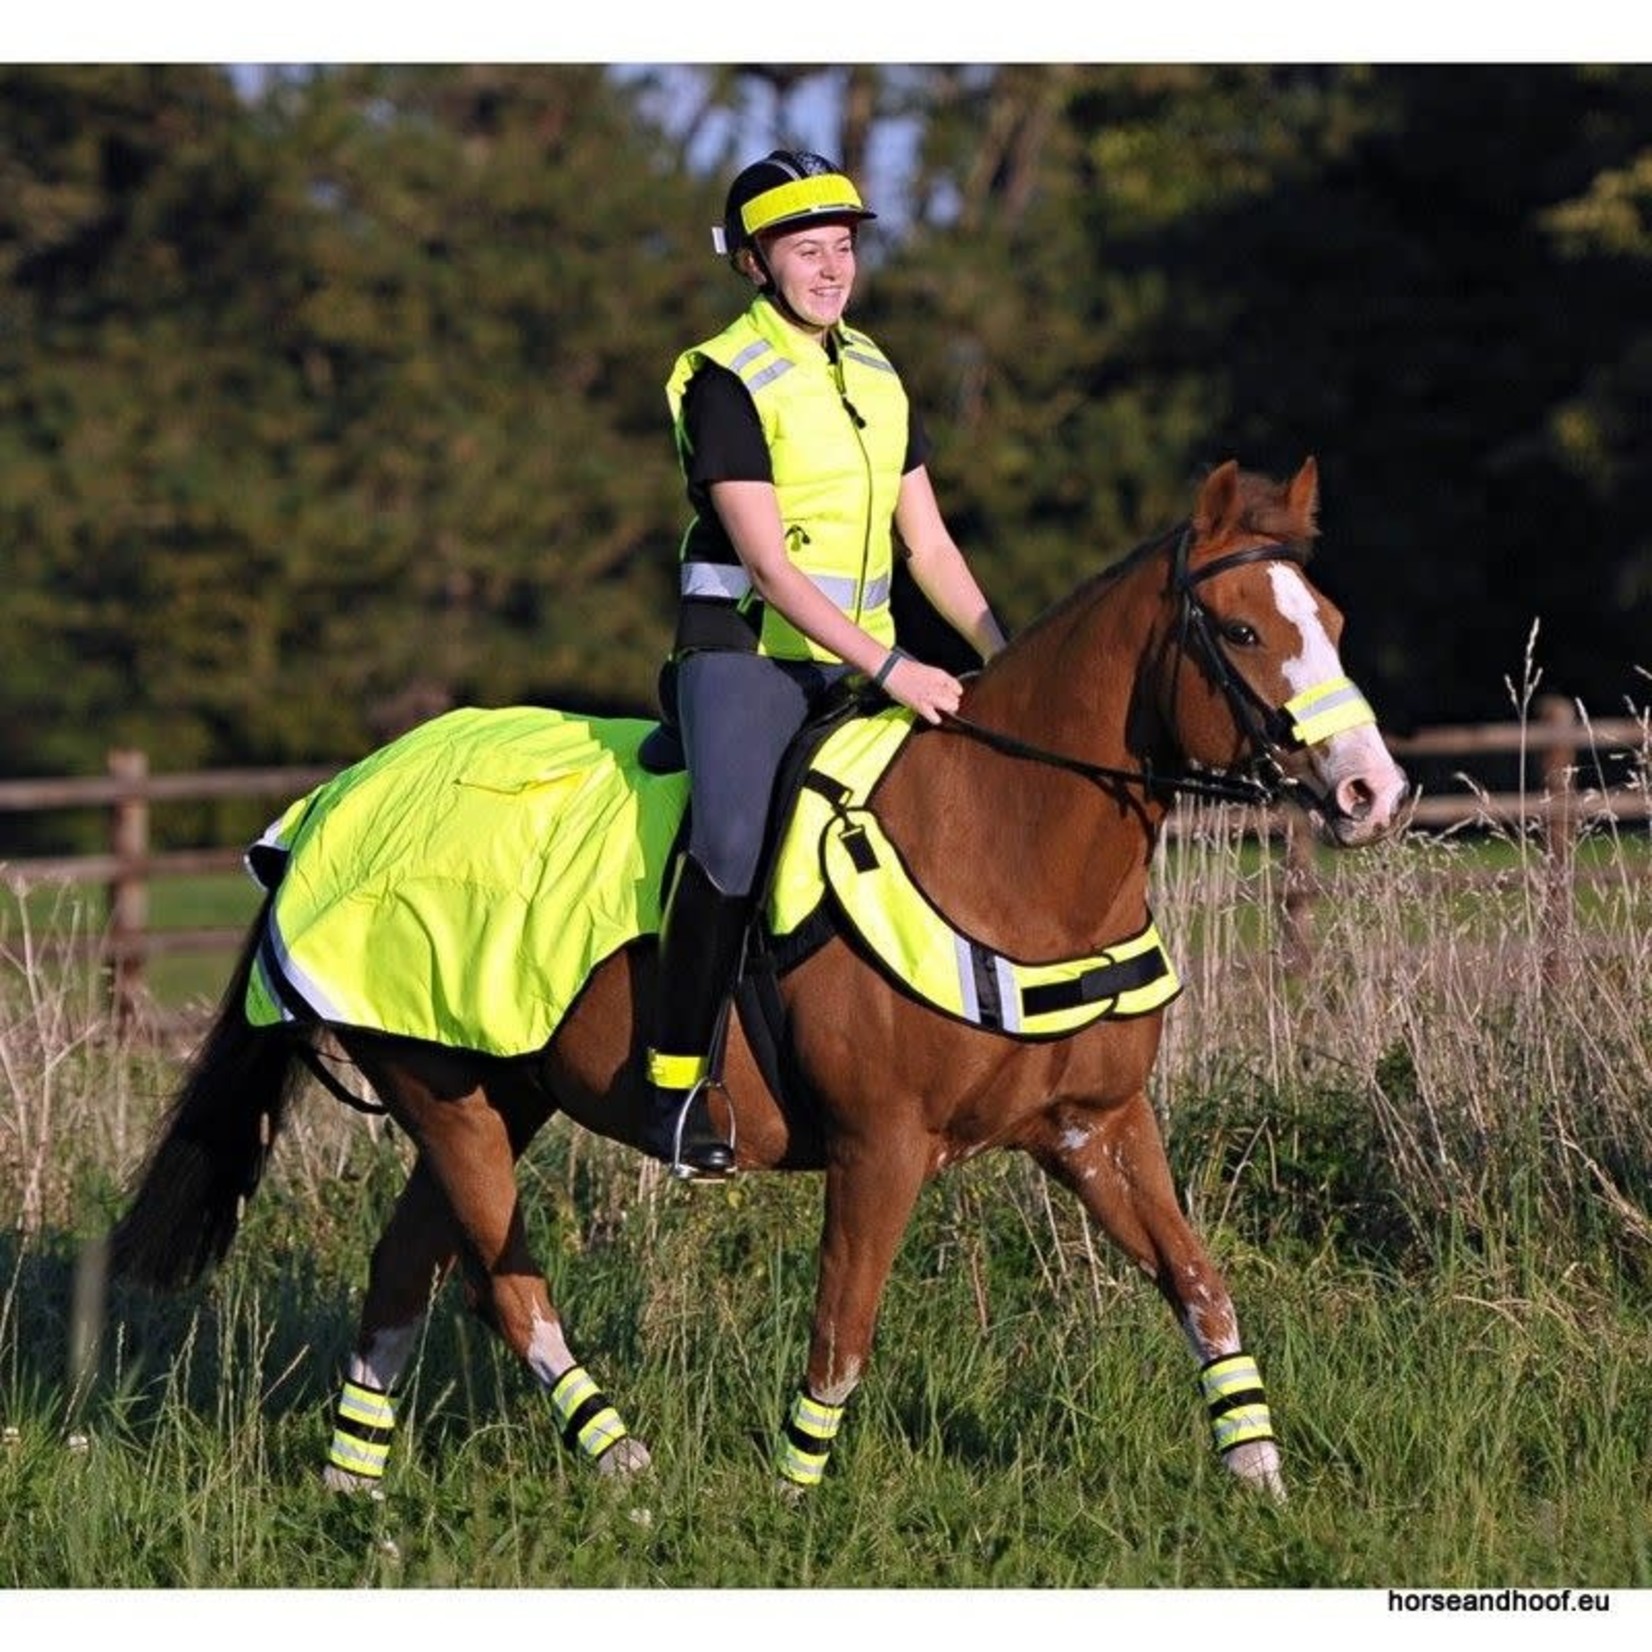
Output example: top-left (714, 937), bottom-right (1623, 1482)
top-left (778, 1439), bottom-right (831, 1487)
top-left (329, 1380), bottom-right (395, 1479)
top-left (549, 1365), bottom-right (629, 1463)
top-left (841, 346), bottom-right (896, 376)
top-left (744, 357), bottom-right (794, 393)
top-left (954, 933), bottom-right (980, 1023)
top-left (1211, 1404), bottom-right (1276, 1452)
top-left (777, 1390), bottom-right (845, 1488)
top-left (337, 1381), bottom-right (395, 1430)
top-left (1198, 1353), bottom-right (1276, 1455)
top-left (790, 1394), bottom-right (845, 1440)
top-left (993, 956), bottom-right (1021, 1035)
top-left (1282, 675), bottom-right (1375, 746)
top-left (260, 908), bottom-right (352, 1024)
top-left (727, 340), bottom-right (770, 374)
top-left (1200, 1353), bottom-right (1263, 1402)
top-left (679, 565), bottom-right (891, 613)
top-left (328, 1434), bottom-right (390, 1477)
top-left (681, 563), bottom-right (752, 601)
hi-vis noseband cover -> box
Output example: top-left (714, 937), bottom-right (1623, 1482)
top-left (1281, 675), bottom-right (1375, 747)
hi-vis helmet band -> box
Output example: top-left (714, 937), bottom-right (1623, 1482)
top-left (742, 173), bottom-right (866, 237)
top-left (1281, 675), bottom-right (1375, 747)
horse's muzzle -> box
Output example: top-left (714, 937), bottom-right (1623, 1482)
top-left (1309, 762), bottom-right (1411, 847)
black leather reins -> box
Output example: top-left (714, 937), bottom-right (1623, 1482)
top-left (933, 524), bottom-right (1325, 812)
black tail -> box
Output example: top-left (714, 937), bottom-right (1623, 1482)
top-left (108, 895), bottom-right (308, 1289)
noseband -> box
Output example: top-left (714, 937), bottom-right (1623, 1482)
top-left (939, 524), bottom-right (1370, 813)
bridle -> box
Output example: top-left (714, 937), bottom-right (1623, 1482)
top-left (937, 523), bottom-right (1365, 815)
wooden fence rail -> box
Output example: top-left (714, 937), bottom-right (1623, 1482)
top-left (0, 697), bottom-right (1645, 1032)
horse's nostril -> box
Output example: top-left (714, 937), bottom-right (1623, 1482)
top-left (1337, 777), bottom-right (1375, 821)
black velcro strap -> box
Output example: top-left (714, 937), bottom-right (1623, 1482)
top-left (838, 823), bottom-right (879, 873)
top-left (802, 770), bottom-right (853, 809)
top-left (557, 1392), bottom-right (616, 1455)
top-left (333, 1414), bottom-right (395, 1448)
top-left (1206, 1384), bottom-right (1269, 1421)
top-left (784, 1415), bottom-right (833, 1452)
top-left (1019, 946), bottom-right (1169, 1017)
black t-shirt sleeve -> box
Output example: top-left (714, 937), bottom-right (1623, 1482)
top-left (679, 364), bottom-right (773, 487)
top-left (679, 353), bottom-right (933, 487)
top-left (904, 399), bottom-right (932, 475)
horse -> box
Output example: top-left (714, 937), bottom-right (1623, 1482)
top-left (107, 457), bottom-right (1408, 1500)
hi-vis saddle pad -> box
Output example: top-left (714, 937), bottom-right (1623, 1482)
top-left (246, 703), bottom-right (1178, 1056)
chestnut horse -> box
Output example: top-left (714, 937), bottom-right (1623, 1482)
top-left (108, 458), bottom-right (1407, 1499)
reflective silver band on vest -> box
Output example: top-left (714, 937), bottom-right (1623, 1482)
top-left (680, 563), bottom-right (891, 613)
top-left (725, 339), bottom-right (794, 395)
top-left (841, 346), bottom-right (896, 375)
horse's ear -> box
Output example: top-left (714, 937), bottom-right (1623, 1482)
top-left (1286, 457), bottom-right (1320, 536)
top-left (1194, 460), bottom-right (1242, 539)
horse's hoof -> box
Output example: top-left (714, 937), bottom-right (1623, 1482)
top-left (597, 1436), bottom-right (652, 1476)
top-left (322, 1464), bottom-right (386, 1498)
top-left (1224, 1440), bottom-right (1287, 1501)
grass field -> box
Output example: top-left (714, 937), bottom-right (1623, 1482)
top-left (2, 805), bottom-right (1650, 1614)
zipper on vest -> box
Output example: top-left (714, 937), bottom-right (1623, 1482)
top-left (831, 347), bottom-right (875, 627)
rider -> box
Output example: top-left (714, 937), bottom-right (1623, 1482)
top-left (646, 148), bottom-right (1006, 1179)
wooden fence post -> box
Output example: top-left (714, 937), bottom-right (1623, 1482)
top-left (107, 748), bottom-right (149, 1034)
top-left (1536, 694), bottom-right (1577, 981)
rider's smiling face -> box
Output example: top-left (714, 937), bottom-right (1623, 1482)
top-left (747, 221), bottom-right (858, 335)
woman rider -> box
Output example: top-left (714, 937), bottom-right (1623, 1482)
top-left (649, 148), bottom-right (1005, 1178)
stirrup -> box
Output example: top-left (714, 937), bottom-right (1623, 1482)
top-left (667, 1078), bottom-right (737, 1182)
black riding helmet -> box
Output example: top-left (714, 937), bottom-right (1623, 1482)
top-left (713, 148), bottom-right (877, 265)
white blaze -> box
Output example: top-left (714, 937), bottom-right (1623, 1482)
top-left (1268, 562), bottom-right (1342, 694)
top-left (1267, 563), bottom-right (1407, 830)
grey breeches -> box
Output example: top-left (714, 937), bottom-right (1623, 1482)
top-left (675, 650), bottom-right (852, 897)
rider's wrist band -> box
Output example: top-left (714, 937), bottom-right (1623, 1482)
top-left (873, 647), bottom-right (910, 689)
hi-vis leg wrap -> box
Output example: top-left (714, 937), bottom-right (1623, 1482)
top-left (549, 1365), bottom-right (630, 1464)
top-left (328, 1379), bottom-right (395, 1481)
top-left (1198, 1352), bottom-right (1276, 1456)
top-left (777, 1391), bottom-right (846, 1488)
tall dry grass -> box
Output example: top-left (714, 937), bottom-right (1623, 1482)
top-left (1152, 705), bottom-right (1652, 1270)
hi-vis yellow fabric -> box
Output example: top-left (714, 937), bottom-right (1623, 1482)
top-left (245, 707), bottom-right (686, 1056)
top-left (770, 706), bottom-right (1180, 1036)
top-left (244, 702), bottom-right (1179, 1055)
top-left (766, 704), bottom-right (919, 936)
top-left (666, 296), bottom-right (909, 661)
top-left (818, 808), bottom-right (1179, 1035)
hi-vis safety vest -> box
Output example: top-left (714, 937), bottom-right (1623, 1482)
top-left (769, 708), bottom-right (1183, 1038)
top-left (666, 296), bottom-right (909, 661)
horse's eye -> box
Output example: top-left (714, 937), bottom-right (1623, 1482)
top-left (1221, 620), bottom-right (1258, 646)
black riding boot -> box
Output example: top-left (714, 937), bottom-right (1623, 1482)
top-left (646, 854), bottom-right (750, 1179)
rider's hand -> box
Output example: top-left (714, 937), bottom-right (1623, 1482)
top-left (880, 652), bottom-right (963, 725)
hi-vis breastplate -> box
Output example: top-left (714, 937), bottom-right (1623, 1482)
top-left (768, 708), bottom-right (1182, 1038)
